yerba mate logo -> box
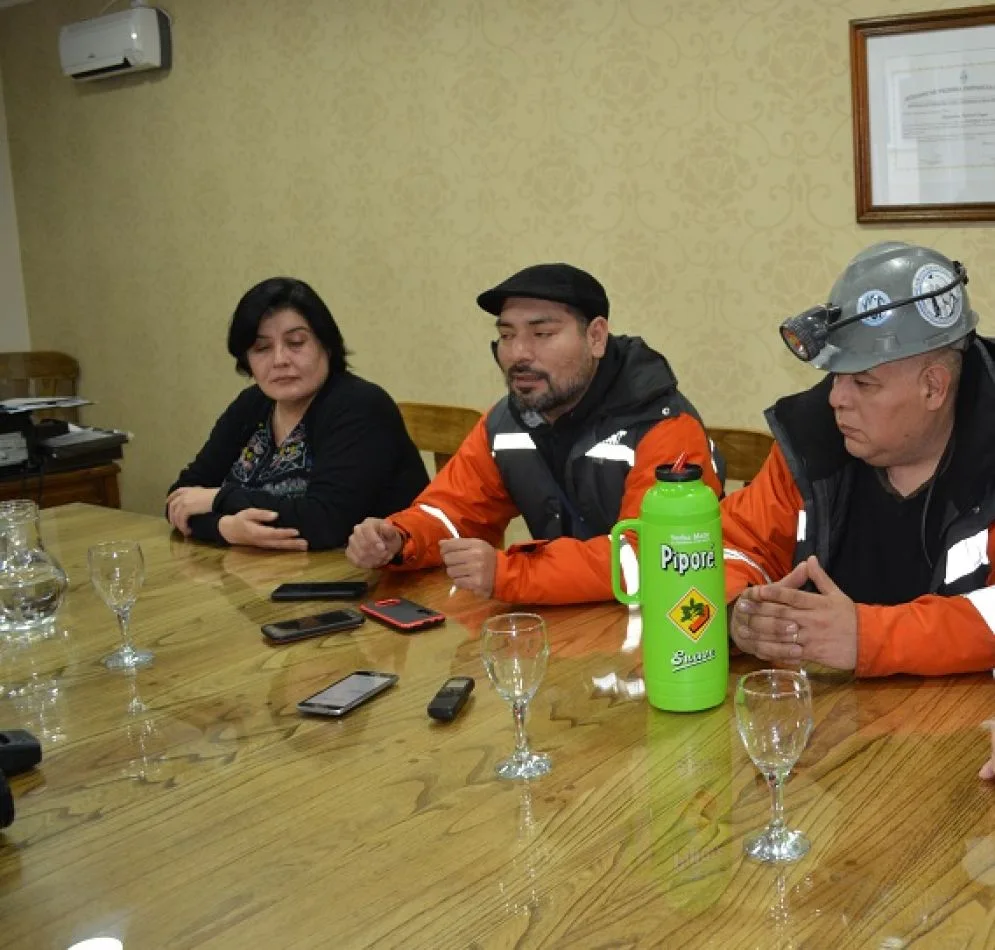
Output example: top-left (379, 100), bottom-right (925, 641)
top-left (667, 587), bottom-right (717, 642)
top-left (660, 544), bottom-right (716, 575)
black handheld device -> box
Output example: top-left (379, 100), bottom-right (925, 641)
top-left (0, 774), bottom-right (12, 829)
top-left (261, 608), bottom-right (366, 643)
top-left (0, 730), bottom-right (41, 776)
top-left (0, 729), bottom-right (40, 831)
top-left (427, 677), bottom-right (475, 722)
top-left (297, 671), bottom-right (398, 717)
top-left (271, 580), bottom-right (370, 602)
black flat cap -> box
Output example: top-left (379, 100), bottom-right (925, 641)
top-left (476, 263), bottom-right (610, 321)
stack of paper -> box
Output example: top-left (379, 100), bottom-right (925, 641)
top-left (0, 397), bottom-right (91, 414)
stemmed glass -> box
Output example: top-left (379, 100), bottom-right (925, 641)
top-left (482, 613), bottom-right (551, 780)
top-left (88, 541), bottom-right (154, 670)
top-left (735, 669), bottom-right (814, 863)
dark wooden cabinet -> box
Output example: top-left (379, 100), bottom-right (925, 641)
top-left (0, 462), bottom-right (120, 509)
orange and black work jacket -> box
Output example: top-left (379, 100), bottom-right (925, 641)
top-left (721, 334), bottom-right (995, 677)
top-left (386, 336), bottom-right (721, 604)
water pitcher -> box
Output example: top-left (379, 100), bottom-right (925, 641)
top-left (0, 499), bottom-right (68, 635)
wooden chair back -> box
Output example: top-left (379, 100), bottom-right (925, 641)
top-left (0, 351), bottom-right (81, 423)
top-left (397, 401), bottom-right (483, 473)
top-left (708, 426), bottom-right (774, 487)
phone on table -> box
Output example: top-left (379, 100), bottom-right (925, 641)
top-left (261, 608), bottom-right (365, 643)
top-left (271, 580), bottom-right (370, 602)
top-left (297, 671), bottom-right (399, 717)
top-left (359, 598), bottom-right (445, 633)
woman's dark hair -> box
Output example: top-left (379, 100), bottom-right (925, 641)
top-left (227, 277), bottom-right (349, 376)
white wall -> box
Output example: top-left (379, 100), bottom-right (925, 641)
top-left (0, 56), bottom-right (29, 352)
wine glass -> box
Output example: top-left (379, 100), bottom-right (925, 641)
top-left (482, 612), bottom-right (551, 780)
top-left (88, 541), bottom-right (154, 670)
top-left (735, 669), bottom-right (813, 863)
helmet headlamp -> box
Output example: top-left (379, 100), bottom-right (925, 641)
top-left (779, 261), bottom-right (968, 363)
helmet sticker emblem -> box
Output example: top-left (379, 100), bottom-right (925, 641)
top-left (912, 263), bottom-right (962, 329)
top-left (858, 289), bottom-right (893, 326)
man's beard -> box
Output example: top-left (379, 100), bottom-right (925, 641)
top-left (505, 358), bottom-right (595, 417)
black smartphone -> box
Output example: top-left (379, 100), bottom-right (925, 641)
top-left (261, 608), bottom-right (365, 643)
top-left (359, 597), bottom-right (446, 633)
top-left (271, 580), bottom-right (370, 602)
top-left (297, 671), bottom-right (399, 717)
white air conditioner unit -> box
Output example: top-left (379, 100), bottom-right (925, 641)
top-left (58, 7), bottom-right (171, 82)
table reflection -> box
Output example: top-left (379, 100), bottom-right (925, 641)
top-left (591, 669), bottom-right (646, 701)
top-left (121, 673), bottom-right (164, 783)
top-left (0, 623), bottom-right (73, 744)
top-left (496, 781), bottom-right (551, 923)
top-left (1, 505), bottom-right (992, 949)
top-left (644, 704), bottom-right (736, 915)
top-left (765, 870), bottom-right (808, 950)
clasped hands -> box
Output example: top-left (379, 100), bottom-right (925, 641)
top-left (730, 555), bottom-right (858, 672)
top-left (733, 560), bottom-right (995, 783)
top-left (347, 518), bottom-right (497, 597)
top-left (166, 486), bottom-right (307, 551)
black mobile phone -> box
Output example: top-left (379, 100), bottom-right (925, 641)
top-left (261, 608), bottom-right (365, 643)
top-left (427, 677), bottom-right (475, 722)
top-left (271, 580), bottom-right (370, 602)
top-left (297, 671), bottom-right (399, 717)
top-left (359, 598), bottom-right (445, 633)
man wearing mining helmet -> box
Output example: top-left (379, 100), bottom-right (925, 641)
top-left (723, 240), bottom-right (995, 677)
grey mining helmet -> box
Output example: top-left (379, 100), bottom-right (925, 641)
top-left (779, 242), bottom-right (977, 374)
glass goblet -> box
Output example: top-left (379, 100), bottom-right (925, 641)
top-left (88, 541), bottom-right (154, 670)
top-left (482, 612), bottom-right (551, 780)
top-left (735, 668), bottom-right (813, 863)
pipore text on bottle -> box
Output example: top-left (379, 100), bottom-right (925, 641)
top-left (660, 534), bottom-right (716, 576)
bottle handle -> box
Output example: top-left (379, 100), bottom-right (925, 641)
top-left (610, 519), bottom-right (641, 606)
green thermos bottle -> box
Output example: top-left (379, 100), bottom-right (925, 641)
top-left (610, 463), bottom-right (728, 712)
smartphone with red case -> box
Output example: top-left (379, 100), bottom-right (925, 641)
top-left (359, 597), bottom-right (445, 633)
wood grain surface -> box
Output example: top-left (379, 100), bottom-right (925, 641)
top-left (0, 505), bottom-right (993, 949)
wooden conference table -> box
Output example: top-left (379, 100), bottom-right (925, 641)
top-left (0, 504), bottom-right (993, 949)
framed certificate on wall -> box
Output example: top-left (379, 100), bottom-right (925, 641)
top-left (851, 5), bottom-right (995, 223)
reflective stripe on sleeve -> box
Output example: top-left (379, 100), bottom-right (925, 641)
top-left (945, 529), bottom-right (991, 585)
top-left (964, 587), bottom-right (995, 635)
top-left (492, 433), bottom-right (536, 454)
top-left (585, 442), bottom-right (635, 465)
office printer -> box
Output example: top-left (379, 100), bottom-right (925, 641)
top-left (0, 412), bottom-right (128, 474)
top-left (0, 412), bottom-right (34, 470)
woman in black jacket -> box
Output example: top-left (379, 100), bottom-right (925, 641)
top-left (166, 277), bottom-right (427, 550)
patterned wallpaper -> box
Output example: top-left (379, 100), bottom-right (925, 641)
top-left (0, 0), bottom-right (992, 514)
top-left (0, 62), bottom-right (29, 350)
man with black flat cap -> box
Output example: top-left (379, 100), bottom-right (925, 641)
top-left (346, 262), bottom-right (720, 604)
